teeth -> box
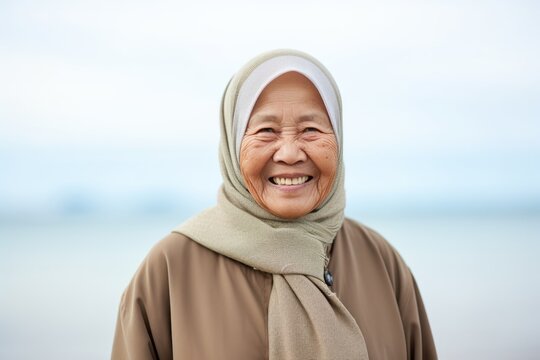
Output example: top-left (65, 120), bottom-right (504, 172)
top-left (272, 176), bottom-right (309, 186)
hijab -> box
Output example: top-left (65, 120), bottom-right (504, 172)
top-left (174, 49), bottom-right (368, 359)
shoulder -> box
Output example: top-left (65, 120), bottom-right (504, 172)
top-left (144, 230), bottom-right (226, 263)
top-left (128, 229), bottom-right (264, 289)
top-left (121, 232), bottom-right (221, 295)
top-left (339, 218), bottom-right (406, 264)
top-left (337, 217), bottom-right (414, 294)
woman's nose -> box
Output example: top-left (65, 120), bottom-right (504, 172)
top-left (273, 139), bottom-right (307, 164)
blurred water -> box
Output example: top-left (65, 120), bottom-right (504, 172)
top-left (1, 212), bottom-right (538, 359)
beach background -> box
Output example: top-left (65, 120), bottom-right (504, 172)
top-left (1, 0), bottom-right (539, 359)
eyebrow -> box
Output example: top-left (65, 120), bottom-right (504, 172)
top-left (298, 113), bottom-right (329, 123)
top-left (247, 114), bottom-right (279, 127)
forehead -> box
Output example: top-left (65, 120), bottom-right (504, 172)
top-left (251, 72), bottom-right (328, 115)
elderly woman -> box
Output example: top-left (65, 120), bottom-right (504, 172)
top-left (112, 50), bottom-right (437, 359)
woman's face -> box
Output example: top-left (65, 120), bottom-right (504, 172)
top-left (240, 72), bottom-right (338, 219)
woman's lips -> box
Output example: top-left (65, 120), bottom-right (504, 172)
top-left (269, 176), bottom-right (313, 186)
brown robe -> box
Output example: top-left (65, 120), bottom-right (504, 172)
top-left (112, 218), bottom-right (437, 359)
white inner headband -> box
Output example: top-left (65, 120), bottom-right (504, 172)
top-left (233, 55), bottom-right (340, 160)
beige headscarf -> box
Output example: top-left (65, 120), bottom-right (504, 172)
top-left (174, 49), bottom-right (368, 359)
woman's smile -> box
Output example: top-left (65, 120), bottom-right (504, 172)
top-left (266, 174), bottom-right (315, 195)
top-left (269, 175), bottom-right (312, 186)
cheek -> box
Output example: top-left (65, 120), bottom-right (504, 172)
top-left (307, 137), bottom-right (338, 194)
top-left (239, 139), bottom-right (271, 187)
top-left (311, 137), bottom-right (338, 174)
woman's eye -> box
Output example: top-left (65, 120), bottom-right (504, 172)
top-left (258, 128), bottom-right (275, 134)
top-left (303, 127), bottom-right (318, 133)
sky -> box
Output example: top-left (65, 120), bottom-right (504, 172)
top-left (1, 0), bottom-right (539, 216)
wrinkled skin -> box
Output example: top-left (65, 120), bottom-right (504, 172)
top-left (240, 72), bottom-right (338, 219)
